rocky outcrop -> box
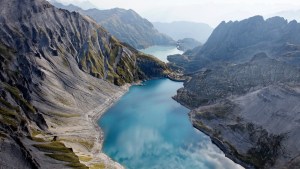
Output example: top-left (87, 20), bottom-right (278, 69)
top-left (173, 53), bottom-right (300, 168)
top-left (176, 38), bottom-right (202, 52)
top-left (0, 0), bottom-right (169, 168)
top-left (174, 53), bottom-right (300, 108)
top-left (50, 1), bottom-right (175, 49)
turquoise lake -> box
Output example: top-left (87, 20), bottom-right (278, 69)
top-left (99, 47), bottom-right (243, 169)
top-left (140, 45), bottom-right (183, 62)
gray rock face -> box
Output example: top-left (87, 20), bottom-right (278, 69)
top-left (173, 52), bottom-right (300, 168)
top-left (50, 1), bottom-right (175, 49)
top-left (190, 85), bottom-right (300, 169)
top-left (0, 0), bottom-right (169, 168)
top-left (175, 53), bottom-right (300, 108)
top-left (169, 16), bottom-right (300, 73)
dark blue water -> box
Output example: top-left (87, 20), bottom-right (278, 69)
top-left (99, 79), bottom-right (242, 169)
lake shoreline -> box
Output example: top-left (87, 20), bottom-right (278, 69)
top-left (99, 78), bottom-right (243, 169)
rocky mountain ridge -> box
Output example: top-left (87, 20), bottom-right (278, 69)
top-left (171, 16), bottom-right (300, 169)
top-left (0, 0), bottom-right (169, 168)
top-left (50, 1), bottom-right (175, 49)
top-left (169, 16), bottom-right (300, 73)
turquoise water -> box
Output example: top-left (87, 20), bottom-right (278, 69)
top-left (140, 45), bottom-right (183, 62)
top-left (99, 46), bottom-right (242, 169)
top-left (99, 79), bottom-right (243, 169)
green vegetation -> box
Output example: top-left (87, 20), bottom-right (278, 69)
top-left (90, 163), bottom-right (106, 169)
top-left (0, 106), bottom-right (21, 130)
top-left (0, 43), bottom-right (15, 60)
top-left (79, 155), bottom-right (92, 162)
top-left (62, 56), bottom-right (69, 68)
top-left (3, 83), bottom-right (36, 113)
top-left (58, 138), bottom-right (94, 151)
top-left (34, 141), bottom-right (73, 153)
top-left (30, 136), bottom-right (46, 142)
top-left (54, 96), bottom-right (71, 106)
top-left (79, 45), bottom-right (105, 79)
top-left (47, 111), bottom-right (81, 118)
top-left (34, 141), bottom-right (88, 169)
top-left (0, 97), bottom-right (20, 111)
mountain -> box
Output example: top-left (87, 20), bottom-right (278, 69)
top-left (176, 38), bottom-right (202, 52)
top-left (170, 16), bottom-right (300, 169)
top-left (50, 1), bottom-right (175, 49)
top-left (153, 21), bottom-right (214, 43)
top-left (169, 16), bottom-right (300, 73)
top-left (0, 0), bottom-right (169, 168)
top-left (49, 0), bottom-right (96, 10)
top-left (268, 10), bottom-right (300, 23)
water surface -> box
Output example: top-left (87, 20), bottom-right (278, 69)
top-left (99, 45), bottom-right (242, 169)
top-left (140, 45), bottom-right (183, 62)
top-left (99, 79), bottom-right (243, 169)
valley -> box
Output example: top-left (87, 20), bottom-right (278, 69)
top-left (0, 0), bottom-right (300, 169)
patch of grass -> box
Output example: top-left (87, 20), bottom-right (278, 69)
top-left (0, 115), bottom-right (18, 128)
top-left (90, 163), bottom-right (106, 169)
top-left (30, 136), bottom-right (46, 142)
top-left (0, 43), bottom-right (14, 60)
top-left (0, 106), bottom-right (20, 130)
top-left (34, 141), bottom-right (73, 153)
top-left (0, 97), bottom-right (20, 111)
top-left (4, 83), bottom-right (36, 113)
top-left (45, 153), bottom-right (79, 163)
top-left (35, 141), bottom-right (88, 169)
top-left (31, 128), bottom-right (44, 137)
top-left (59, 138), bottom-right (94, 151)
top-left (47, 111), bottom-right (81, 118)
top-left (66, 163), bottom-right (89, 169)
top-left (79, 155), bottom-right (92, 162)
top-left (0, 107), bottom-right (18, 118)
top-left (55, 96), bottom-right (71, 106)
top-left (62, 56), bottom-right (69, 68)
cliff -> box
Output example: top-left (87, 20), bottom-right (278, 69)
top-left (173, 53), bottom-right (300, 168)
top-left (169, 16), bottom-right (300, 73)
top-left (0, 0), bottom-right (169, 168)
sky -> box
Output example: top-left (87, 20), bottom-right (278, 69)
top-left (55, 0), bottom-right (300, 27)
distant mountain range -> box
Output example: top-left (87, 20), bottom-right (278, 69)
top-left (49, 0), bottom-right (175, 49)
top-left (171, 16), bottom-right (300, 73)
top-left (153, 21), bottom-right (213, 43)
top-left (48, 0), bottom-right (97, 10)
top-left (268, 10), bottom-right (300, 22)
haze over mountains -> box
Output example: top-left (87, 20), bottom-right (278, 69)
top-left (49, 0), bottom-right (175, 49)
top-left (153, 21), bottom-right (213, 43)
top-left (269, 10), bottom-right (300, 22)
